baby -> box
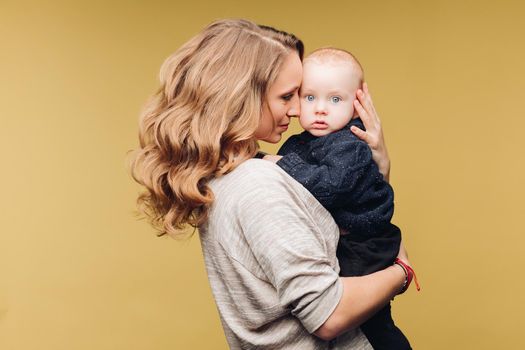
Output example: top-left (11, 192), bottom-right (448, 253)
top-left (272, 48), bottom-right (413, 349)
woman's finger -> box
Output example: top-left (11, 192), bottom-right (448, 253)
top-left (363, 83), bottom-right (378, 117)
top-left (358, 88), bottom-right (377, 125)
top-left (350, 125), bottom-right (368, 142)
top-left (363, 82), bottom-right (373, 109)
top-left (359, 83), bottom-right (379, 121)
top-left (354, 98), bottom-right (375, 134)
top-left (353, 99), bottom-right (370, 125)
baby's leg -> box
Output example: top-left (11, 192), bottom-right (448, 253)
top-left (360, 303), bottom-right (412, 350)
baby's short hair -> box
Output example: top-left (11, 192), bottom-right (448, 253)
top-left (305, 47), bottom-right (364, 84)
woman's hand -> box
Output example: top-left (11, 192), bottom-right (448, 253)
top-left (396, 240), bottom-right (411, 267)
top-left (351, 82), bottom-right (391, 181)
top-left (395, 240), bottom-right (420, 292)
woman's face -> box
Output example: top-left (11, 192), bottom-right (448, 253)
top-left (255, 52), bottom-right (303, 143)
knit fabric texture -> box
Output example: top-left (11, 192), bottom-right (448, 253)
top-left (277, 118), bottom-right (401, 276)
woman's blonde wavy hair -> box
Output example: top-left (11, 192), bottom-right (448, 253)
top-left (127, 19), bottom-right (304, 238)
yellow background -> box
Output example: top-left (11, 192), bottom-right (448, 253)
top-left (2, 0), bottom-right (524, 349)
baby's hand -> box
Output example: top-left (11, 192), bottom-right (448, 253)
top-left (263, 154), bottom-right (283, 163)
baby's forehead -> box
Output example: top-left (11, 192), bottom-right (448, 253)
top-left (302, 60), bottom-right (362, 85)
top-left (305, 56), bottom-right (360, 71)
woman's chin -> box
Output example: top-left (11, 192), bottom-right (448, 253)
top-left (260, 133), bottom-right (282, 144)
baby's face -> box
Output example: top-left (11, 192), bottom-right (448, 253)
top-left (299, 61), bottom-right (361, 137)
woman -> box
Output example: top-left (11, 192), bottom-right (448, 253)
top-left (129, 19), bottom-right (411, 349)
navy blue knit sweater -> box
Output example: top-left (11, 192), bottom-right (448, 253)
top-left (276, 118), bottom-right (401, 276)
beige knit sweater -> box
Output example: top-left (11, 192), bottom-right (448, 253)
top-left (199, 159), bottom-right (372, 350)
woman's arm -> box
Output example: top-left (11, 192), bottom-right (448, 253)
top-left (314, 244), bottom-right (411, 340)
top-left (234, 161), bottom-right (351, 334)
top-left (314, 265), bottom-right (404, 340)
top-left (350, 82), bottom-right (391, 182)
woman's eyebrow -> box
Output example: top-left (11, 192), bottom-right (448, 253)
top-left (281, 86), bottom-right (300, 95)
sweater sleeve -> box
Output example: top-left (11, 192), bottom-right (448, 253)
top-left (276, 133), bottom-right (377, 208)
top-left (234, 163), bottom-right (343, 334)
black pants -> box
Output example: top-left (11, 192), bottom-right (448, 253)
top-left (336, 225), bottom-right (409, 349)
top-left (360, 302), bottom-right (412, 350)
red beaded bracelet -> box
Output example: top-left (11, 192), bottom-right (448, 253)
top-left (394, 258), bottom-right (421, 294)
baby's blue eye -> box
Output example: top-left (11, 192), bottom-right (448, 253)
top-left (305, 95), bottom-right (315, 102)
top-left (331, 96), bottom-right (342, 103)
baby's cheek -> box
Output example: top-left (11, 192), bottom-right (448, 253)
top-left (299, 102), bottom-right (311, 117)
top-left (349, 102), bottom-right (357, 117)
top-left (299, 100), bottom-right (308, 112)
top-left (298, 113), bottom-right (310, 130)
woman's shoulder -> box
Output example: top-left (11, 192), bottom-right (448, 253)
top-left (211, 159), bottom-right (296, 193)
top-left (208, 158), bottom-right (315, 213)
top-left (237, 158), bottom-right (289, 176)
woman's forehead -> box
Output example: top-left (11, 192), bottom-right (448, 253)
top-left (272, 52), bottom-right (303, 93)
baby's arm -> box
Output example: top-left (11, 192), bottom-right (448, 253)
top-left (275, 135), bottom-right (379, 208)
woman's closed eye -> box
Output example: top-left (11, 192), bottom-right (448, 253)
top-left (282, 93), bottom-right (294, 101)
top-left (282, 89), bottom-right (299, 101)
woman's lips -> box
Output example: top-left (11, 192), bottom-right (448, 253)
top-left (279, 124), bottom-right (289, 131)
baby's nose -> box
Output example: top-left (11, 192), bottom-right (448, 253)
top-left (315, 103), bottom-right (328, 114)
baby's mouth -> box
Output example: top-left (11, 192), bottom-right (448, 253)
top-left (312, 120), bottom-right (328, 129)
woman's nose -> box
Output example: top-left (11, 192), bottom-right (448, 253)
top-left (287, 94), bottom-right (300, 117)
